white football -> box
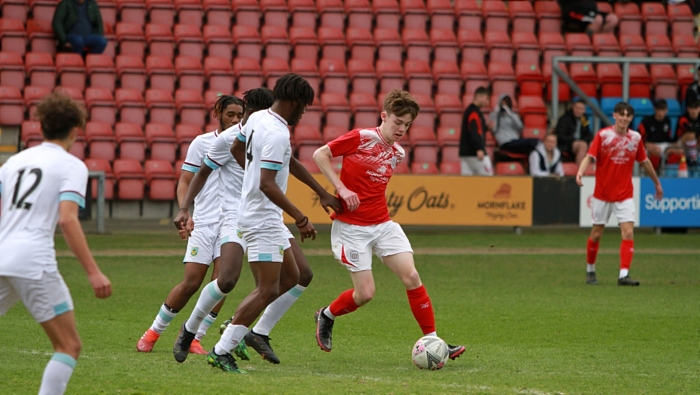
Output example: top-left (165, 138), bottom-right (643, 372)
top-left (411, 336), bottom-right (449, 370)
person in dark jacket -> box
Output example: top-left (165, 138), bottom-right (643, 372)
top-left (52, 0), bottom-right (106, 57)
top-left (554, 99), bottom-right (592, 165)
top-left (459, 87), bottom-right (493, 176)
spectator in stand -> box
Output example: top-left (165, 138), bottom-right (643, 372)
top-left (558, 0), bottom-right (618, 35)
top-left (52, 0), bottom-right (107, 57)
top-left (638, 99), bottom-right (683, 168)
top-left (685, 80), bottom-right (699, 110)
top-left (554, 99), bottom-right (592, 166)
top-left (459, 87), bottom-right (493, 176)
top-left (490, 94), bottom-right (539, 155)
top-left (676, 100), bottom-right (700, 167)
top-left (529, 134), bottom-right (565, 177)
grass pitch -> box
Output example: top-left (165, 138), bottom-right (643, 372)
top-left (0, 229), bottom-right (698, 395)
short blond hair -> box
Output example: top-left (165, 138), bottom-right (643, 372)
top-left (383, 90), bottom-right (420, 120)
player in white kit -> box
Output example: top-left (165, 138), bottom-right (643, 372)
top-left (0, 93), bottom-right (112, 395)
top-left (204, 74), bottom-right (340, 373)
top-left (136, 95), bottom-right (245, 354)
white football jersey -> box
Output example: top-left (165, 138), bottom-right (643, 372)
top-left (182, 130), bottom-right (221, 226)
top-left (237, 109), bottom-right (292, 229)
top-left (203, 125), bottom-right (244, 220)
top-left (0, 143), bottom-right (88, 279)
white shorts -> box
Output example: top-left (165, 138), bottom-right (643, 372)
top-left (460, 156), bottom-right (494, 176)
top-left (219, 216), bottom-right (247, 252)
top-left (331, 220), bottom-right (413, 272)
top-left (0, 271), bottom-right (74, 323)
top-left (591, 197), bottom-right (636, 225)
top-left (183, 222), bottom-right (222, 265)
top-left (241, 221), bottom-right (292, 263)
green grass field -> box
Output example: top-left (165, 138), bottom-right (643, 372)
top-left (1, 229), bottom-right (698, 395)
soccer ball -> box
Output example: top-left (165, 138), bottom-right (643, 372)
top-left (411, 336), bottom-right (449, 370)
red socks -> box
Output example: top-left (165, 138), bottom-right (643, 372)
top-left (587, 238), bottom-right (600, 264)
top-left (329, 289), bottom-right (359, 317)
top-left (406, 285), bottom-right (436, 335)
top-left (620, 240), bottom-right (634, 270)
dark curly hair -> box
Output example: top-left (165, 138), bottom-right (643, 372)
top-left (272, 73), bottom-right (315, 106)
top-left (35, 92), bottom-right (86, 140)
top-left (213, 94), bottom-right (245, 119)
top-left (243, 87), bottom-right (274, 112)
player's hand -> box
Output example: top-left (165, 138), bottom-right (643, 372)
top-left (88, 271), bottom-right (112, 299)
top-left (655, 183), bottom-right (663, 200)
top-left (177, 217), bottom-right (194, 240)
top-left (173, 208), bottom-right (191, 238)
top-left (319, 191), bottom-right (342, 215)
top-left (576, 173), bottom-right (584, 187)
top-left (476, 150), bottom-right (485, 161)
top-left (338, 186), bottom-right (360, 212)
top-left (295, 216), bottom-right (317, 243)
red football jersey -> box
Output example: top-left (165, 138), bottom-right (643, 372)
top-left (587, 126), bottom-right (647, 202)
top-left (327, 128), bottom-right (405, 226)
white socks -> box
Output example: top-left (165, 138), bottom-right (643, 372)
top-left (195, 312), bottom-right (218, 340)
top-left (150, 304), bottom-right (177, 334)
top-left (587, 264), bottom-right (596, 273)
top-left (253, 285), bottom-right (306, 336)
top-left (619, 268), bottom-right (629, 279)
top-left (185, 281), bottom-right (226, 334)
top-left (214, 324), bottom-right (248, 355)
top-left (39, 353), bottom-right (75, 395)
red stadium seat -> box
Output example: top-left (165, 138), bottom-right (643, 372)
top-left (85, 54), bottom-right (117, 92)
top-left (289, 0), bottom-right (317, 28)
top-left (562, 162), bottom-right (578, 176)
top-left (646, 35), bottom-right (673, 58)
top-left (400, 0), bottom-right (428, 31)
top-left (481, 0), bottom-right (508, 32)
top-left (204, 56), bottom-right (235, 94)
top-left (55, 86), bottom-right (84, 106)
top-left (26, 19), bottom-right (56, 56)
top-left (407, 126), bottom-right (436, 147)
top-left (376, 60), bottom-right (404, 95)
top-left (113, 159), bottom-right (145, 200)
top-left (317, 0), bottom-right (344, 28)
top-left (317, 27), bottom-right (345, 61)
top-left (116, 55), bottom-right (146, 91)
top-left (672, 35), bottom-right (698, 58)
top-left (495, 162), bottom-right (525, 176)
top-left (174, 24), bottom-right (204, 61)
top-left (411, 162), bottom-right (438, 174)
top-left (641, 2), bottom-right (668, 36)
top-left (484, 31), bottom-right (513, 64)
top-left (628, 64), bottom-right (651, 98)
top-left (24, 86), bottom-right (51, 119)
top-left (515, 63), bottom-right (544, 97)
top-left (347, 59), bottom-right (376, 96)
top-left (175, 56), bottom-right (204, 94)
top-left (413, 145), bottom-right (438, 164)
top-left (146, 89), bottom-right (176, 128)
top-left (115, 122), bottom-right (146, 161)
top-left (321, 93), bottom-right (351, 130)
top-left (146, 56), bottom-right (176, 92)
top-left (294, 125), bottom-right (323, 146)
top-left (145, 123), bottom-right (177, 162)
top-left (534, 1), bottom-right (561, 33)
top-left (460, 61), bottom-right (489, 99)
top-left (614, 1), bottom-right (642, 36)
top-left (436, 126), bottom-right (460, 147)
top-left (55, 53), bottom-right (86, 92)
top-left (346, 28), bottom-right (374, 61)
top-left (21, 121), bottom-right (42, 148)
top-left (565, 33), bottom-right (593, 57)
top-left (232, 0), bottom-right (260, 29)
top-left (203, 25), bottom-right (234, 61)
top-left (175, 0), bottom-right (204, 29)
top-left (145, 23), bottom-right (174, 59)
top-left (374, 28), bottom-right (402, 62)
top-left (116, 89), bottom-right (147, 126)
top-left (296, 144), bottom-right (322, 161)
top-left (291, 58), bottom-right (321, 98)
top-left (592, 33), bottom-right (620, 57)
top-left (454, 0), bottom-right (481, 32)
top-left (596, 63), bottom-right (623, 97)
top-left (509, 0), bottom-right (535, 33)
top-left (539, 32), bottom-right (566, 65)
top-left (118, 0), bottom-right (147, 25)
top-left (518, 96), bottom-right (547, 129)
top-left (175, 124), bottom-right (201, 159)
top-left (321, 125), bottom-right (346, 143)
top-left (0, 18), bottom-right (27, 56)
top-left (85, 87), bottom-right (117, 125)
top-left (1, 0), bottom-right (28, 23)
top-left (175, 89), bottom-right (207, 129)
top-left (404, 60), bottom-right (433, 96)
top-left (233, 58), bottom-right (263, 92)
top-left (426, 0), bottom-right (454, 30)
top-left (261, 0), bottom-right (289, 29)
top-left (85, 121), bottom-right (116, 162)
top-left (569, 63), bottom-right (598, 98)
top-left (298, 159), bottom-right (321, 173)
top-left (403, 28), bottom-right (431, 63)
top-left (145, 159), bottom-right (176, 201)
top-left (203, 0), bottom-right (232, 29)
top-left (0, 52), bottom-right (24, 91)
top-left (374, 0), bottom-right (400, 30)
top-left (434, 93), bottom-right (462, 130)
top-left (350, 92), bottom-right (378, 128)
top-left (439, 161), bottom-right (460, 174)
top-left (84, 158), bottom-right (115, 200)
top-left (345, 0), bottom-right (373, 31)
top-left (667, 2), bottom-right (695, 37)
top-left (522, 127), bottom-right (545, 141)
top-left (263, 57), bottom-right (291, 88)
top-left (457, 29), bottom-right (485, 65)
top-left (116, 22), bottom-right (145, 59)
top-left (441, 145), bottom-right (459, 162)
top-left (432, 60), bottom-right (461, 97)
top-left (318, 58), bottom-right (347, 97)
top-left (619, 34), bottom-right (647, 57)
top-left (146, 0), bottom-right (175, 28)
top-left (290, 27), bottom-right (319, 62)
top-left (677, 65), bottom-right (696, 98)
top-left (488, 62), bottom-right (516, 99)
top-left (430, 29), bottom-right (458, 64)
top-left (262, 25), bottom-right (291, 63)
top-left (512, 31), bottom-right (539, 65)
top-left (233, 25), bottom-right (262, 62)
top-left (0, 87), bottom-right (24, 126)
top-left (542, 61), bottom-right (570, 102)
top-left (296, 104), bottom-right (322, 130)
top-left (650, 65), bottom-right (677, 100)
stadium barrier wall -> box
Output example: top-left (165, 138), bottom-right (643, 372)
top-left (639, 178), bottom-right (700, 227)
top-left (532, 177), bottom-right (580, 225)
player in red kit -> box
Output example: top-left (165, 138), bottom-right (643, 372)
top-left (576, 102), bottom-right (663, 286)
top-left (312, 90), bottom-right (465, 360)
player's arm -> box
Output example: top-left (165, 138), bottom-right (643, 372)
top-left (174, 163), bottom-right (212, 230)
top-left (575, 155), bottom-right (594, 187)
top-left (259, 168), bottom-right (316, 242)
top-left (313, 145), bottom-right (360, 211)
top-left (58, 200), bottom-right (111, 298)
top-left (231, 137), bottom-right (246, 169)
top-left (289, 157), bottom-right (341, 214)
top-left (640, 160), bottom-right (663, 200)
top-left (466, 115), bottom-right (485, 160)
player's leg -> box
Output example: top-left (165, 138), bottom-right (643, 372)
top-left (680, 132), bottom-right (698, 165)
top-left (173, 241), bottom-right (244, 363)
top-left (587, 14), bottom-right (604, 34)
top-left (247, 235), bottom-right (308, 364)
top-left (602, 13), bottom-right (618, 33)
top-left (615, 198), bottom-right (639, 286)
top-left (572, 140), bottom-right (588, 166)
top-left (587, 197), bottom-right (612, 285)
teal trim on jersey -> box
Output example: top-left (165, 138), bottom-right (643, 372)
top-left (204, 157), bottom-right (220, 170)
top-left (237, 134), bottom-right (246, 142)
top-left (53, 302), bottom-right (72, 316)
top-left (289, 286), bottom-right (304, 298)
top-left (59, 192), bottom-right (85, 208)
top-left (51, 352), bottom-right (77, 369)
top-left (258, 253), bottom-right (273, 261)
top-left (182, 164), bottom-right (199, 173)
top-left (261, 162), bottom-right (283, 171)
top-left (206, 282), bottom-right (225, 301)
top-left (220, 235), bottom-right (229, 245)
top-left (158, 308), bottom-right (175, 323)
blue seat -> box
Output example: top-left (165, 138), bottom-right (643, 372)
top-left (666, 99), bottom-right (682, 138)
top-left (628, 98), bottom-right (654, 129)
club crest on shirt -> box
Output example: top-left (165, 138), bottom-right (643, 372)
top-left (349, 250), bottom-right (359, 263)
top-left (237, 228), bottom-right (243, 238)
top-left (279, 245), bottom-right (284, 256)
top-left (390, 157), bottom-right (397, 169)
top-left (190, 247), bottom-right (199, 256)
top-left (627, 141), bottom-right (636, 151)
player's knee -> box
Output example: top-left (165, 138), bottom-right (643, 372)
top-left (606, 13), bottom-right (618, 26)
top-left (297, 267), bottom-right (313, 287)
top-left (58, 337), bottom-right (82, 359)
top-left (404, 270), bottom-right (422, 289)
top-left (180, 278), bottom-right (202, 296)
top-left (259, 284), bottom-right (280, 304)
top-left (217, 277), bottom-right (237, 293)
top-left (354, 288), bottom-right (374, 306)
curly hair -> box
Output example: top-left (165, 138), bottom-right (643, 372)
top-left (35, 92), bottom-right (86, 141)
top-left (213, 94), bottom-right (245, 118)
top-left (272, 73), bottom-right (315, 106)
top-left (243, 87), bottom-right (275, 112)
top-left (382, 90), bottom-right (420, 120)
